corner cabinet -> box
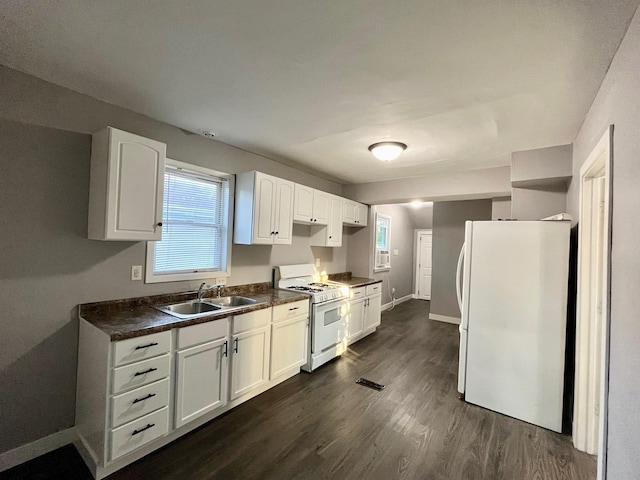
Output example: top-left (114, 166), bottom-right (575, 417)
top-left (88, 127), bottom-right (166, 241)
top-left (234, 171), bottom-right (294, 245)
top-left (343, 199), bottom-right (368, 227)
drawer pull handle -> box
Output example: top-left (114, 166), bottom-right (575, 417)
top-left (134, 368), bottom-right (158, 377)
top-left (223, 340), bottom-right (228, 357)
top-left (289, 307), bottom-right (299, 311)
top-left (135, 342), bottom-right (158, 350)
top-left (132, 423), bottom-right (155, 436)
top-left (132, 393), bottom-right (156, 404)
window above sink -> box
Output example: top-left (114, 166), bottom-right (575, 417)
top-left (145, 159), bottom-right (234, 283)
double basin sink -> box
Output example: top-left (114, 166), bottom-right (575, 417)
top-left (153, 296), bottom-right (263, 319)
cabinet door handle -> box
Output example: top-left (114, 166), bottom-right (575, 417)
top-left (134, 367), bottom-right (158, 377)
top-left (135, 342), bottom-right (158, 350)
top-left (223, 341), bottom-right (228, 357)
top-left (275, 231), bottom-right (279, 235)
top-left (132, 393), bottom-right (156, 404)
top-left (234, 338), bottom-right (238, 353)
top-left (289, 306), bottom-right (299, 311)
top-left (132, 423), bottom-right (155, 436)
top-left (156, 222), bottom-right (163, 227)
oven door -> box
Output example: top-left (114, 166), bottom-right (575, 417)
top-left (312, 298), bottom-right (348, 353)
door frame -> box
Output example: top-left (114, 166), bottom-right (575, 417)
top-left (574, 125), bottom-right (613, 480)
top-left (414, 229), bottom-right (433, 299)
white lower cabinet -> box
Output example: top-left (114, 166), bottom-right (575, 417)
top-left (175, 337), bottom-right (228, 428)
top-left (347, 283), bottom-right (382, 345)
top-left (229, 309), bottom-right (271, 401)
top-left (77, 301), bottom-right (310, 479)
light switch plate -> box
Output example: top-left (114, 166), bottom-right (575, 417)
top-left (315, 258), bottom-right (321, 267)
top-left (393, 249), bottom-right (399, 256)
top-left (131, 265), bottom-right (142, 281)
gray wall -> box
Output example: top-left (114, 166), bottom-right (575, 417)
top-left (491, 197), bottom-right (512, 220)
top-left (430, 200), bottom-right (492, 320)
top-left (371, 205), bottom-right (416, 304)
top-left (567, 6), bottom-right (640, 478)
top-left (0, 66), bottom-right (347, 454)
top-left (511, 185), bottom-right (567, 220)
top-left (406, 203), bottom-right (434, 229)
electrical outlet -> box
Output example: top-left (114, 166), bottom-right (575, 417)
top-left (215, 277), bottom-right (226, 285)
top-left (131, 265), bottom-right (142, 281)
top-left (315, 258), bottom-right (321, 267)
top-left (393, 249), bottom-right (399, 256)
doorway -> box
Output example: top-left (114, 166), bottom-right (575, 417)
top-left (415, 230), bottom-right (432, 300)
top-left (573, 126), bottom-right (612, 480)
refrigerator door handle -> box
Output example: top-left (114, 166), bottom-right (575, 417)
top-left (456, 242), bottom-right (465, 318)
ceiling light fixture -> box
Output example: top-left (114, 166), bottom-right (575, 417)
top-left (201, 130), bottom-right (217, 139)
top-left (368, 142), bottom-right (407, 161)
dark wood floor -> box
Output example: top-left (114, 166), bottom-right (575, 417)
top-left (1, 300), bottom-right (595, 480)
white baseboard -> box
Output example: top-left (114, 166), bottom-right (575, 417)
top-left (0, 427), bottom-right (77, 472)
top-left (412, 293), bottom-right (431, 300)
top-left (381, 294), bottom-right (413, 311)
top-left (429, 313), bottom-right (461, 325)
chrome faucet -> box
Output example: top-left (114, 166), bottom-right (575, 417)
top-left (197, 282), bottom-right (225, 300)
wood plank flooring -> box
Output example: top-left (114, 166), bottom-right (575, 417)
top-left (1, 300), bottom-right (595, 480)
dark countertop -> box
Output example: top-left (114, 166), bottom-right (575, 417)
top-left (80, 284), bottom-right (309, 341)
top-left (328, 272), bottom-right (382, 288)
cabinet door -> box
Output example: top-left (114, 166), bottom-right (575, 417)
top-left (327, 195), bottom-right (343, 247)
top-left (270, 316), bottom-right (308, 379)
top-left (347, 298), bottom-right (365, 342)
top-left (252, 172), bottom-right (276, 244)
top-left (364, 293), bottom-right (382, 330)
top-left (274, 179), bottom-right (294, 245)
top-left (312, 190), bottom-right (330, 225)
top-left (175, 338), bottom-right (228, 428)
top-left (230, 326), bottom-right (270, 400)
top-left (293, 184), bottom-right (314, 223)
top-left (91, 127), bottom-right (166, 241)
top-left (356, 203), bottom-right (368, 226)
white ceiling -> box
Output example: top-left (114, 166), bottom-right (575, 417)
top-left (1, 1), bottom-right (638, 184)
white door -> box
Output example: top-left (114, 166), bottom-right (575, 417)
top-left (105, 128), bottom-right (165, 241)
top-left (273, 178), bottom-right (294, 245)
top-left (312, 189), bottom-right (330, 225)
top-left (252, 172), bottom-right (276, 244)
top-left (293, 184), bottom-right (314, 223)
top-left (175, 338), bottom-right (228, 428)
top-left (327, 195), bottom-right (343, 247)
top-left (347, 298), bottom-right (365, 341)
top-left (416, 231), bottom-right (432, 300)
top-left (270, 316), bottom-right (308, 378)
top-left (230, 326), bottom-right (270, 400)
top-left (364, 294), bottom-right (382, 330)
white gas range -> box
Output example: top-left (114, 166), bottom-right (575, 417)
top-left (276, 264), bottom-right (350, 372)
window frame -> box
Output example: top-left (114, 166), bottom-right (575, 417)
top-left (145, 158), bottom-right (234, 284)
top-left (374, 212), bottom-right (391, 272)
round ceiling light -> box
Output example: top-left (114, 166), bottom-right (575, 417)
top-left (368, 142), bottom-right (407, 161)
top-left (201, 130), bottom-right (217, 139)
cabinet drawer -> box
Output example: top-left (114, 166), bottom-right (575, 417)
top-left (111, 378), bottom-right (170, 428)
top-left (232, 308), bottom-right (270, 334)
top-left (366, 283), bottom-right (382, 296)
top-left (177, 318), bottom-right (228, 350)
top-left (110, 406), bottom-right (169, 461)
top-left (112, 331), bottom-right (171, 367)
top-left (350, 287), bottom-right (366, 299)
top-left (272, 300), bottom-right (309, 323)
top-left (112, 354), bottom-right (170, 394)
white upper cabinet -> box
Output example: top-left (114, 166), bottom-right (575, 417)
top-left (234, 171), bottom-right (294, 245)
top-left (293, 184), bottom-right (330, 225)
top-left (88, 127), bottom-right (166, 241)
top-left (343, 199), bottom-right (368, 227)
top-left (310, 195), bottom-right (343, 247)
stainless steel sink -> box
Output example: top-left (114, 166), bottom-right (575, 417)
top-left (153, 300), bottom-right (222, 319)
top-left (204, 296), bottom-right (258, 307)
top-left (154, 296), bottom-right (262, 319)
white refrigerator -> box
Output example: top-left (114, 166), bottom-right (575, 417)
top-left (456, 220), bottom-right (570, 433)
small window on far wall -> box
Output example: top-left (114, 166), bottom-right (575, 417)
top-left (145, 159), bottom-right (233, 283)
top-left (374, 213), bottom-right (391, 272)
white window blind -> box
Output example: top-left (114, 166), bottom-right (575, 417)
top-left (153, 166), bottom-right (227, 275)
